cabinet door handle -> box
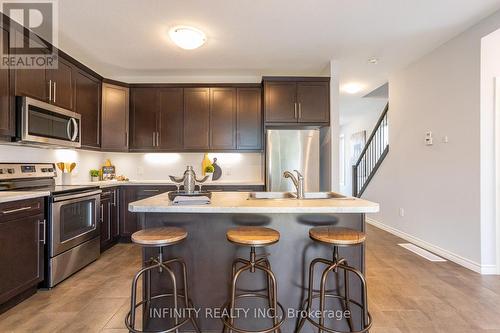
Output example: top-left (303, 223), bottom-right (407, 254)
top-left (143, 189), bottom-right (160, 192)
top-left (125, 132), bottom-right (128, 146)
top-left (156, 132), bottom-right (160, 147)
top-left (100, 203), bottom-right (104, 223)
top-left (112, 190), bottom-right (117, 206)
top-left (48, 80), bottom-right (52, 101)
top-left (1, 206), bottom-right (31, 214)
top-left (39, 219), bottom-right (46, 245)
top-left (53, 81), bottom-right (56, 103)
top-left (298, 103), bottom-right (302, 119)
top-left (152, 132), bottom-right (156, 147)
top-left (294, 102), bottom-right (297, 119)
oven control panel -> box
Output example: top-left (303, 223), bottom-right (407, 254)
top-left (0, 163), bottom-right (56, 180)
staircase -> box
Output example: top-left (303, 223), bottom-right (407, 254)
top-left (352, 103), bottom-right (389, 197)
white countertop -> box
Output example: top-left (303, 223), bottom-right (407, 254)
top-left (0, 191), bottom-right (50, 204)
top-left (75, 180), bottom-right (265, 188)
top-left (129, 192), bottom-right (379, 214)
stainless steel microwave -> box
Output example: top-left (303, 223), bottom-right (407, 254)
top-left (16, 96), bottom-right (81, 148)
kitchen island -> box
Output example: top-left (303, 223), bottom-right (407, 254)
top-left (129, 192), bottom-right (379, 332)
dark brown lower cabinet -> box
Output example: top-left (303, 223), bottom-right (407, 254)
top-left (119, 186), bottom-right (175, 240)
top-left (100, 187), bottom-right (119, 252)
top-left (0, 198), bottom-right (44, 313)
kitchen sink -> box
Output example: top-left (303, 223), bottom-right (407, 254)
top-left (247, 192), bottom-right (297, 199)
top-left (247, 191), bottom-right (350, 200)
top-left (300, 192), bottom-right (348, 199)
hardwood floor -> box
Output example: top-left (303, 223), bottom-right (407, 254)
top-left (1, 225), bottom-right (500, 332)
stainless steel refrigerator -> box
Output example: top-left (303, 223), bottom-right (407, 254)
top-left (266, 129), bottom-right (320, 192)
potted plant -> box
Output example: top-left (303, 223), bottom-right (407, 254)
top-left (89, 169), bottom-right (100, 182)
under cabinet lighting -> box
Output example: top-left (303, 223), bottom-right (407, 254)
top-left (169, 26), bottom-right (206, 50)
top-left (55, 149), bottom-right (78, 162)
top-left (144, 153), bottom-right (181, 165)
top-left (208, 153), bottom-right (242, 165)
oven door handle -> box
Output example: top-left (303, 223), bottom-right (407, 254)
top-left (52, 189), bottom-right (102, 202)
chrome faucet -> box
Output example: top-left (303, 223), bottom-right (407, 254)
top-left (283, 170), bottom-right (305, 199)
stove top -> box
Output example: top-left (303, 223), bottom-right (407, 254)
top-left (0, 163), bottom-right (99, 196)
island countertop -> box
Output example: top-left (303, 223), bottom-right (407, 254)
top-left (129, 191), bottom-right (379, 214)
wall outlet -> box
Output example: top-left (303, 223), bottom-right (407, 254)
top-left (137, 166), bottom-right (144, 175)
top-left (225, 167), bottom-right (232, 176)
top-left (425, 131), bottom-right (433, 146)
top-left (399, 208), bottom-right (405, 217)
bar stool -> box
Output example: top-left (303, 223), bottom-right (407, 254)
top-left (296, 227), bottom-right (372, 333)
top-left (221, 226), bottom-right (285, 333)
top-left (125, 227), bottom-right (201, 333)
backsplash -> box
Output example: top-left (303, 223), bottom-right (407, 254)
top-left (0, 144), bottom-right (264, 184)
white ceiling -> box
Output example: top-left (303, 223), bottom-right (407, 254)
top-left (55, 0), bottom-right (500, 119)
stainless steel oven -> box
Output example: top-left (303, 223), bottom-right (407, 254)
top-left (49, 189), bottom-right (101, 286)
top-left (17, 96), bottom-right (81, 148)
top-left (50, 189), bottom-right (101, 257)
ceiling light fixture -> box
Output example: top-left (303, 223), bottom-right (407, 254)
top-left (342, 83), bottom-right (364, 94)
top-left (169, 26), bottom-right (206, 50)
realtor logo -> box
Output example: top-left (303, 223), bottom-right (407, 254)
top-left (0, 0), bottom-right (58, 69)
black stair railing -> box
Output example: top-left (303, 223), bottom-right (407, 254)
top-left (352, 103), bottom-right (389, 197)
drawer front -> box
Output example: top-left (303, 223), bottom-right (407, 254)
top-left (0, 198), bottom-right (44, 222)
top-left (135, 186), bottom-right (176, 198)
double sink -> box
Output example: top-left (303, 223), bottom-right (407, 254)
top-left (248, 192), bottom-right (350, 200)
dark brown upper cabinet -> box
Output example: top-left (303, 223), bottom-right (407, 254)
top-left (263, 77), bottom-right (330, 124)
top-left (237, 87), bottom-right (262, 150)
top-left (296, 81), bottom-right (330, 123)
top-left (47, 57), bottom-right (74, 110)
top-left (158, 88), bottom-right (183, 150)
top-left (264, 81), bottom-right (296, 123)
top-left (130, 88), bottom-right (159, 151)
top-left (13, 31), bottom-right (48, 102)
top-left (12, 28), bottom-right (74, 111)
top-left (127, 85), bottom-right (262, 152)
top-left (101, 83), bottom-right (129, 152)
top-left (0, 26), bottom-right (13, 137)
top-left (184, 87), bottom-right (210, 150)
top-left (74, 70), bottom-right (101, 149)
top-left (210, 87), bottom-right (236, 150)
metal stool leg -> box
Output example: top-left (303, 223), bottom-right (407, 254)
top-left (338, 263), bottom-right (370, 331)
top-left (341, 261), bottom-right (354, 331)
top-left (178, 258), bottom-right (201, 333)
top-left (296, 258), bottom-right (332, 333)
top-left (229, 263), bottom-right (252, 333)
top-left (319, 262), bottom-right (339, 333)
top-left (255, 262), bottom-right (281, 333)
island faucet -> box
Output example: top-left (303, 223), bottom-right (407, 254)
top-left (283, 170), bottom-right (305, 199)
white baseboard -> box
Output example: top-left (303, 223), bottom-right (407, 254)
top-left (366, 217), bottom-right (498, 275)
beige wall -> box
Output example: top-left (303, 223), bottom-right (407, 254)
top-left (364, 10), bottom-right (500, 273)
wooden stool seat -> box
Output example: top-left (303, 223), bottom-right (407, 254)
top-left (309, 227), bottom-right (365, 245)
top-left (131, 227), bottom-right (187, 246)
top-left (226, 226), bottom-right (280, 246)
